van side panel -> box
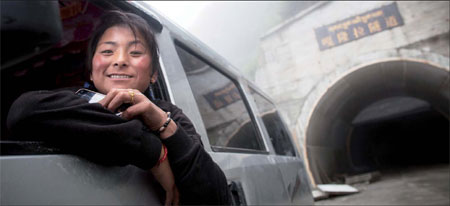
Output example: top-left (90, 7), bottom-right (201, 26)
top-left (0, 155), bottom-right (162, 205)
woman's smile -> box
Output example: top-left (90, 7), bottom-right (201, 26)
top-left (107, 74), bottom-right (133, 79)
top-left (91, 26), bottom-right (152, 94)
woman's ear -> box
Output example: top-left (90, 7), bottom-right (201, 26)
top-left (150, 69), bottom-right (159, 84)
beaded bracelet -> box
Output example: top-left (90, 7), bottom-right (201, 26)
top-left (158, 112), bottom-right (172, 134)
top-left (156, 144), bottom-right (168, 167)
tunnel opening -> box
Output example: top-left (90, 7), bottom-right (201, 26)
top-left (305, 59), bottom-right (449, 185)
top-left (349, 97), bottom-right (449, 175)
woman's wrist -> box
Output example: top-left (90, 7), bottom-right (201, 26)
top-left (153, 144), bottom-right (168, 169)
top-left (159, 120), bottom-right (177, 139)
top-left (141, 101), bottom-right (167, 131)
top-left (157, 112), bottom-right (172, 133)
top-left (153, 111), bottom-right (177, 139)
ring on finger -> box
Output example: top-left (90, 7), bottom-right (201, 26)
top-left (128, 90), bottom-right (135, 103)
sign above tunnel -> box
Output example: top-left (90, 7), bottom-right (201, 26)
top-left (314, 2), bottom-right (404, 51)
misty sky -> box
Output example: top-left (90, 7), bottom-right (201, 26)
top-left (145, 1), bottom-right (210, 30)
top-left (145, 1), bottom-right (315, 80)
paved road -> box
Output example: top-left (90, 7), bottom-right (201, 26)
top-left (315, 164), bottom-right (449, 205)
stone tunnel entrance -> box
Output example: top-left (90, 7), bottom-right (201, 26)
top-left (305, 59), bottom-right (449, 185)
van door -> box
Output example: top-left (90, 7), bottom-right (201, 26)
top-left (1, 154), bottom-right (163, 205)
top-left (156, 36), bottom-right (312, 204)
top-left (245, 84), bottom-right (315, 204)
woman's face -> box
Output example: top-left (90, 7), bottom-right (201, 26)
top-left (91, 25), bottom-right (154, 94)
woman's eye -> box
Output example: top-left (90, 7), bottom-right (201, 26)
top-left (130, 51), bottom-right (143, 56)
top-left (100, 50), bottom-right (113, 55)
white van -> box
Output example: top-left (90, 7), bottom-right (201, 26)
top-left (0, 1), bottom-right (314, 205)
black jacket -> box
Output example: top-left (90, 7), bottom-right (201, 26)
top-left (7, 87), bottom-right (230, 205)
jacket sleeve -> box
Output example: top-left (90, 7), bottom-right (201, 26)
top-left (7, 89), bottom-right (162, 170)
top-left (157, 101), bottom-right (231, 205)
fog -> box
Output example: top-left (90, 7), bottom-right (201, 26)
top-left (186, 1), bottom-right (317, 80)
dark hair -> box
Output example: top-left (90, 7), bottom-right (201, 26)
top-left (86, 10), bottom-right (160, 81)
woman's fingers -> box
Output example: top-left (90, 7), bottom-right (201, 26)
top-left (165, 185), bottom-right (179, 206)
top-left (121, 98), bottom-right (166, 131)
top-left (98, 88), bottom-right (143, 112)
top-left (121, 102), bottom-right (146, 120)
top-left (173, 186), bottom-right (180, 206)
top-left (97, 89), bottom-right (117, 108)
top-left (99, 88), bottom-right (168, 132)
top-left (165, 189), bottom-right (173, 206)
top-left (107, 91), bottom-right (133, 111)
top-left (150, 157), bottom-right (178, 206)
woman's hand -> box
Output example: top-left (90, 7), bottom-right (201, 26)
top-left (98, 88), bottom-right (177, 138)
top-left (151, 146), bottom-right (179, 206)
top-left (99, 90), bottom-right (179, 204)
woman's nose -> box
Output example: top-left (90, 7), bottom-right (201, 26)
top-left (113, 50), bottom-right (128, 68)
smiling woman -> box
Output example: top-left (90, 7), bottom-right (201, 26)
top-left (6, 10), bottom-right (230, 205)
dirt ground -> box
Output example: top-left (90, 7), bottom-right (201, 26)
top-left (315, 164), bottom-right (449, 205)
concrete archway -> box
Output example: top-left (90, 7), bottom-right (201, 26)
top-left (305, 59), bottom-right (449, 184)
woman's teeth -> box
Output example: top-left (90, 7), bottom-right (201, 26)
top-left (109, 75), bottom-right (131, 79)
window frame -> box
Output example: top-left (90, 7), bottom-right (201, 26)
top-left (245, 83), bottom-right (299, 157)
top-left (171, 40), bottom-right (269, 154)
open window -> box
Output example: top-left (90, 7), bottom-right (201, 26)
top-left (1, 0), bottom-right (168, 154)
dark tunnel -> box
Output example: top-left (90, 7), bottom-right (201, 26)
top-left (305, 59), bottom-right (449, 184)
top-left (350, 97), bottom-right (449, 173)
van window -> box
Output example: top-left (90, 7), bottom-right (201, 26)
top-left (249, 87), bottom-right (296, 156)
top-left (174, 44), bottom-right (265, 152)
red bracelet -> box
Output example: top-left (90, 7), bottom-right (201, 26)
top-left (156, 144), bottom-right (168, 167)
